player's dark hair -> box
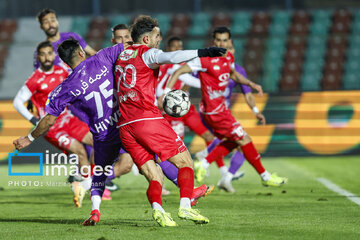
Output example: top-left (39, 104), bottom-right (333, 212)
top-left (130, 15), bottom-right (159, 43)
top-left (57, 38), bottom-right (81, 67)
top-left (167, 36), bottom-right (182, 48)
top-left (36, 41), bottom-right (53, 54)
top-left (37, 8), bottom-right (56, 24)
top-left (112, 23), bottom-right (129, 34)
top-left (212, 26), bottom-right (231, 39)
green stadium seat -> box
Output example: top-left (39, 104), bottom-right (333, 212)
top-left (188, 13), bottom-right (211, 37)
top-left (232, 12), bottom-right (251, 35)
top-left (269, 11), bottom-right (291, 36)
top-left (343, 72), bottom-right (360, 89)
top-left (262, 73), bottom-right (280, 93)
top-left (300, 72), bottom-right (322, 91)
top-left (153, 13), bottom-right (171, 36)
top-left (344, 61), bottom-right (360, 73)
top-left (346, 47), bottom-right (360, 60)
top-left (70, 17), bottom-right (90, 38)
top-left (185, 39), bottom-right (205, 49)
top-left (110, 15), bottom-right (131, 27)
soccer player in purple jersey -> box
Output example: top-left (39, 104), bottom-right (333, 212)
top-left (13, 39), bottom-right (132, 226)
top-left (34, 8), bottom-right (97, 70)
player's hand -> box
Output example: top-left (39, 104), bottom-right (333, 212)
top-left (256, 113), bottom-right (266, 125)
top-left (198, 47), bottom-right (227, 58)
top-left (249, 82), bottom-right (263, 96)
top-left (13, 136), bottom-right (31, 150)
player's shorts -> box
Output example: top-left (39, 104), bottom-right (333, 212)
top-left (201, 109), bottom-right (246, 142)
top-left (44, 112), bottom-right (89, 151)
top-left (93, 138), bottom-right (123, 167)
top-left (119, 118), bottom-right (187, 169)
top-left (164, 104), bottom-right (208, 139)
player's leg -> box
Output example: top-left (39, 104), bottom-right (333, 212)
top-left (236, 134), bottom-right (287, 186)
top-left (228, 150), bottom-right (246, 181)
top-left (83, 141), bottom-right (122, 226)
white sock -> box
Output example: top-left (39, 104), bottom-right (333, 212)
top-left (131, 164), bottom-right (139, 176)
top-left (81, 177), bottom-right (92, 191)
top-left (260, 171), bottom-right (271, 181)
top-left (73, 173), bottom-right (83, 182)
top-left (196, 148), bottom-right (208, 158)
top-left (201, 159), bottom-right (210, 169)
top-left (225, 172), bottom-right (234, 182)
top-left (152, 202), bottom-right (165, 212)
top-left (180, 197), bottom-right (191, 209)
top-left (219, 166), bottom-right (228, 178)
top-left (91, 195), bottom-right (101, 212)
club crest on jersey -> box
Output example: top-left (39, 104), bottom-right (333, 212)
top-left (41, 83), bottom-right (48, 89)
top-left (213, 65), bottom-right (220, 70)
top-left (119, 49), bottom-right (138, 61)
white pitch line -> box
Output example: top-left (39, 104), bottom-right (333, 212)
top-left (317, 178), bottom-right (360, 206)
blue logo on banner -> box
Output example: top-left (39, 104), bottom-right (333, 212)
top-left (8, 151), bottom-right (43, 176)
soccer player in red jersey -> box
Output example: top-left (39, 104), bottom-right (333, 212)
top-left (13, 41), bottom-right (93, 207)
top-left (157, 36), bottom-right (215, 144)
top-left (115, 16), bottom-right (225, 227)
top-left (164, 28), bottom-right (288, 189)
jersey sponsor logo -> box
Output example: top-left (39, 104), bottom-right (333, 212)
top-left (37, 76), bottom-right (45, 83)
top-left (118, 89), bottom-right (139, 103)
top-left (50, 78), bottom-right (56, 83)
top-left (218, 73), bottom-right (230, 86)
top-left (54, 69), bottom-right (64, 74)
top-left (211, 58), bottom-right (220, 63)
top-left (213, 65), bottom-right (220, 70)
top-left (50, 86), bottom-right (62, 100)
top-left (207, 86), bottom-right (226, 100)
top-left (118, 49), bottom-right (138, 61)
top-left (94, 109), bottom-right (121, 133)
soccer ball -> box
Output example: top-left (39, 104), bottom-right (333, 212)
top-left (163, 90), bottom-right (190, 118)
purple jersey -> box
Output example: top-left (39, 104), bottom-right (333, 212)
top-left (45, 43), bottom-right (124, 142)
top-left (225, 63), bottom-right (251, 107)
top-left (34, 32), bottom-right (87, 70)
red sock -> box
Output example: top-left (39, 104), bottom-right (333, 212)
top-left (82, 164), bottom-right (95, 178)
top-left (215, 158), bottom-right (225, 168)
top-left (146, 180), bottom-right (163, 206)
top-left (241, 141), bottom-right (265, 174)
top-left (177, 167), bottom-right (194, 199)
top-left (206, 140), bottom-right (237, 165)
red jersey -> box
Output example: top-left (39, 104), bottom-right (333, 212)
top-left (157, 64), bottom-right (184, 96)
top-left (115, 45), bottom-right (163, 126)
top-left (187, 52), bottom-right (235, 114)
top-left (25, 65), bottom-right (68, 117)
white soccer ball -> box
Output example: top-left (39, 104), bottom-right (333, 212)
top-left (163, 90), bottom-right (191, 118)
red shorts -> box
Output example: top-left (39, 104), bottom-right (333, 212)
top-left (201, 109), bottom-right (246, 141)
top-left (119, 118), bottom-right (187, 169)
top-left (45, 111), bottom-right (89, 151)
top-left (164, 104), bottom-right (208, 138)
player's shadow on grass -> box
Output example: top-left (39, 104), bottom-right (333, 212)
top-left (0, 218), bottom-right (156, 227)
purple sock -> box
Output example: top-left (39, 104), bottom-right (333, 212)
top-left (91, 173), bottom-right (107, 197)
top-left (85, 145), bottom-right (93, 159)
top-left (207, 138), bottom-right (221, 153)
top-left (158, 160), bottom-right (178, 186)
top-left (105, 165), bottom-right (115, 184)
top-left (228, 151), bottom-right (246, 174)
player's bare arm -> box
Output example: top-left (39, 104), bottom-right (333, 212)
top-left (230, 69), bottom-right (263, 96)
top-left (84, 45), bottom-right (97, 56)
top-left (13, 114), bottom-right (57, 150)
top-left (244, 92), bottom-right (266, 125)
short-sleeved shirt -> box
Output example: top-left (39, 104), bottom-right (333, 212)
top-left (225, 63), bottom-right (251, 107)
top-left (45, 43), bottom-right (124, 142)
top-left (33, 32), bottom-right (87, 70)
top-left (114, 45), bottom-right (163, 127)
top-left (25, 65), bottom-right (68, 118)
top-left (187, 52), bottom-right (235, 114)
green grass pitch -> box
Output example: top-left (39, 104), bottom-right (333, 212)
top-left (0, 156), bottom-right (360, 239)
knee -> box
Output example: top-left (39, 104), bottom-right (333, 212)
top-left (122, 155), bottom-right (133, 174)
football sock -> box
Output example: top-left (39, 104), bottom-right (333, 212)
top-left (147, 180), bottom-right (163, 208)
top-left (158, 160), bottom-right (178, 186)
top-left (219, 166), bottom-right (228, 178)
top-left (177, 167), bottom-right (194, 205)
top-left (105, 165), bottom-right (115, 184)
top-left (205, 140), bottom-right (237, 165)
top-left (228, 151), bottom-right (246, 174)
top-left (215, 157), bottom-right (225, 168)
top-left (180, 198), bottom-right (191, 209)
top-left (152, 202), bottom-right (165, 212)
top-left (241, 141), bottom-right (266, 175)
top-left (91, 195), bottom-right (101, 212)
top-left (207, 138), bottom-right (221, 153)
top-left (260, 171), bottom-right (271, 181)
top-left (81, 177), bottom-right (92, 191)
